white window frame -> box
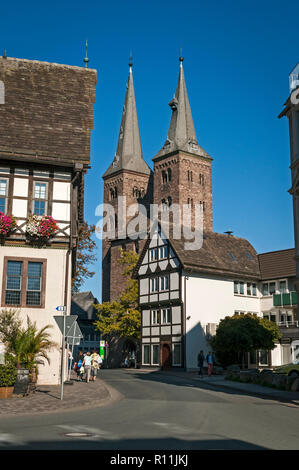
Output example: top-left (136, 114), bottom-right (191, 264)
top-left (150, 248), bottom-right (158, 262)
top-left (161, 308), bottom-right (171, 325)
top-left (152, 309), bottom-right (160, 325)
top-left (159, 245), bottom-right (168, 260)
top-left (151, 277), bottom-right (159, 293)
top-left (142, 344), bottom-right (150, 365)
top-left (33, 181), bottom-right (48, 216)
top-left (172, 343), bottom-right (182, 366)
top-left (151, 344), bottom-right (160, 365)
top-left (0, 178), bottom-right (9, 213)
top-left (160, 275), bottom-right (169, 292)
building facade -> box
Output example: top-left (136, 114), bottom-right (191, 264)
top-left (0, 56), bottom-right (96, 384)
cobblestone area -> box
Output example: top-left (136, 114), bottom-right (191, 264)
top-left (0, 372), bottom-right (113, 417)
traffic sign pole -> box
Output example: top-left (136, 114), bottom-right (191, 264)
top-left (60, 311), bottom-right (66, 400)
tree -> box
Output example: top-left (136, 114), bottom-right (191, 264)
top-left (72, 222), bottom-right (97, 293)
top-left (94, 249), bottom-right (140, 342)
top-left (209, 313), bottom-right (281, 368)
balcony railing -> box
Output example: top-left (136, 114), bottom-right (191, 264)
top-left (273, 291), bottom-right (298, 307)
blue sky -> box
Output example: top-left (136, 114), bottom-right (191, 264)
top-left (1, 0), bottom-right (298, 300)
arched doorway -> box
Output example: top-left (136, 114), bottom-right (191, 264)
top-left (161, 343), bottom-right (171, 370)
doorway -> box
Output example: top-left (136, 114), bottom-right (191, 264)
top-left (161, 343), bottom-right (171, 369)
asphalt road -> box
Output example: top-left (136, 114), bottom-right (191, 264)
top-left (0, 369), bottom-right (299, 450)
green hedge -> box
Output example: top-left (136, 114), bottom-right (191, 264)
top-left (0, 365), bottom-right (17, 387)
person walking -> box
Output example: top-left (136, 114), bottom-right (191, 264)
top-left (197, 350), bottom-right (205, 378)
top-left (75, 350), bottom-right (84, 382)
top-left (91, 349), bottom-right (101, 382)
top-left (206, 351), bottom-right (214, 376)
top-left (83, 351), bottom-right (92, 383)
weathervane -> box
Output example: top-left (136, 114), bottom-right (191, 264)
top-left (179, 46), bottom-right (184, 63)
top-left (129, 51), bottom-right (133, 68)
top-left (84, 39), bottom-right (89, 68)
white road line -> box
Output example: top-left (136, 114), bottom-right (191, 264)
top-left (57, 424), bottom-right (118, 441)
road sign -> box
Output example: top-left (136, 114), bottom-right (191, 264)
top-left (54, 315), bottom-right (78, 336)
top-left (66, 322), bottom-right (83, 340)
top-left (56, 306), bottom-right (66, 312)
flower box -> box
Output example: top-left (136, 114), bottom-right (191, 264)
top-left (0, 212), bottom-right (17, 236)
top-left (26, 215), bottom-right (59, 240)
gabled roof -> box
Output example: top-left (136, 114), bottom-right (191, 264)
top-left (153, 59), bottom-right (210, 161)
top-left (258, 249), bottom-right (296, 281)
top-left (71, 291), bottom-right (99, 321)
top-left (103, 65), bottom-right (151, 178)
top-left (134, 224), bottom-right (260, 281)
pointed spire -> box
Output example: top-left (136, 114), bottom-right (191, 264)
top-left (104, 61), bottom-right (150, 177)
top-left (154, 56), bottom-right (209, 160)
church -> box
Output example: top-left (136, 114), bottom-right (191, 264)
top-left (102, 55), bottom-right (298, 370)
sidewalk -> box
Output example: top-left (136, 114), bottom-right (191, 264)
top-left (0, 372), bottom-right (121, 418)
top-left (157, 369), bottom-right (299, 405)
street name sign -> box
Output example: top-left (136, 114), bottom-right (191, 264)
top-left (56, 306), bottom-right (66, 312)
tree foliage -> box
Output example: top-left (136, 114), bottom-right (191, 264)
top-left (209, 313), bottom-right (282, 367)
top-left (72, 222), bottom-right (97, 293)
top-left (94, 249), bottom-right (141, 341)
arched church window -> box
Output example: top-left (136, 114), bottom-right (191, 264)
top-left (168, 196), bottom-right (172, 207)
top-left (167, 168), bottom-right (172, 182)
top-left (162, 170), bottom-right (167, 184)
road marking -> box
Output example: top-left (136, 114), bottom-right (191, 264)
top-left (151, 422), bottom-right (197, 436)
top-left (0, 433), bottom-right (25, 446)
top-left (57, 424), bottom-right (118, 441)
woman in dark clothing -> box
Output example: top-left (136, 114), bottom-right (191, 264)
top-left (197, 350), bottom-right (205, 378)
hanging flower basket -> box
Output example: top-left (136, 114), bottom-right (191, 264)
top-left (26, 215), bottom-right (59, 241)
top-left (0, 212), bottom-right (17, 236)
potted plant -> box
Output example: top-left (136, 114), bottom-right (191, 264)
top-left (26, 215), bottom-right (59, 243)
top-left (0, 212), bottom-right (17, 237)
top-left (0, 364), bottom-right (17, 398)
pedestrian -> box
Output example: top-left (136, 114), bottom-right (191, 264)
top-left (206, 351), bottom-right (214, 376)
top-left (83, 351), bottom-right (92, 383)
top-left (124, 356), bottom-right (129, 368)
top-left (197, 350), bottom-right (205, 378)
top-left (75, 350), bottom-right (84, 381)
top-left (91, 349), bottom-right (101, 382)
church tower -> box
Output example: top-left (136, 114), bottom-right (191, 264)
top-left (153, 56), bottom-right (213, 232)
top-left (102, 61), bottom-right (153, 302)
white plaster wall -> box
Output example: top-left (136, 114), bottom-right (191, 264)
top-left (52, 202), bottom-right (70, 221)
top-left (0, 246), bottom-right (71, 385)
top-left (12, 199), bottom-right (28, 218)
top-left (183, 272), bottom-right (261, 369)
top-left (53, 182), bottom-right (71, 201)
top-left (13, 178), bottom-right (28, 197)
top-left (271, 344), bottom-right (282, 367)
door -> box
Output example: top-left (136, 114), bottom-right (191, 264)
top-left (161, 343), bottom-right (171, 369)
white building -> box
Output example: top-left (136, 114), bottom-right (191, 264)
top-left (135, 225), bottom-right (298, 371)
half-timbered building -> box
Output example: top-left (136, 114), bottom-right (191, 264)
top-left (0, 56), bottom-right (96, 384)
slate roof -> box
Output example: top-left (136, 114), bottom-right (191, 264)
top-left (103, 66), bottom-right (151, 178)
top-left (153, 60), bottom-right (210, 161)
top-left (71, 291), bottom-right (99, 321)
top-left (0, 57), bottom-right (97, 166)
top-left (258, 249), bottom-right (296, 280)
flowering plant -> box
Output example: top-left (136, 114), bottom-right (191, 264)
top-left (26, 215), bottom-right (59, 239)
top-left (0, 212), bottom-right (17, 235)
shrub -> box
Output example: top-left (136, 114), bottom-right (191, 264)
top-left (0, 365), bottom-right (17, 387)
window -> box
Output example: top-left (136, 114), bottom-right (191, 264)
top-left (234, 281), bottom-right (239, 294)
top-left (110, 187), bottom-right (117, 200)
top-left (247, 283), bottom-right (252, 296)
top-left (258, 350), bottom-right (269, 366)
top-left (26, 262), bottom-right (42, 306)
top-left (5, 260), bottom-right (22, 305)
top-left (167, 168), bottom-right (172, 182)
top-left (2, 258), bottom-right (46, 308)
top-left (239, 282), bottom-right (244, 295)
top-left (160, 275), bottom-right (169, 291)
top-left (188, 170), bottom-right (193, 182)
top-left (159, 245), bottom-right (168, 259)
top-left (0, 179), bottom-right (8, 213)
top-left (279, 280), bottom-right (287, 293)
top-left (162, 171), bottom-right (167, 184)
top-left (152, 310), bottom-right (160, 325)
top-left (270, 313), bottom-right (276, 323)
top-left (151, 277), bottom-right (159, 293)
top-left (234, 281), bottom-right (244, 295)
top-left (143, 345), bottom-right (150, 365)
top-left (167, 196), bottom-right (172, 207)
top-left (263, 281), bottom-right (276, 296)
top-left (33, 182), bottom-right (47, 215)
top-left (152, 345), bottom-right (160, 365)
top-left (199, 173), bottom-right (204, 185)
top-left (161, 308), bottom-right (171, 324)
top-left (252, 283), bottom-right (257, 296)
top-left (173, 343), bottom-right (181, 366)
top-left (150, 248), bottom-right (158, 262)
